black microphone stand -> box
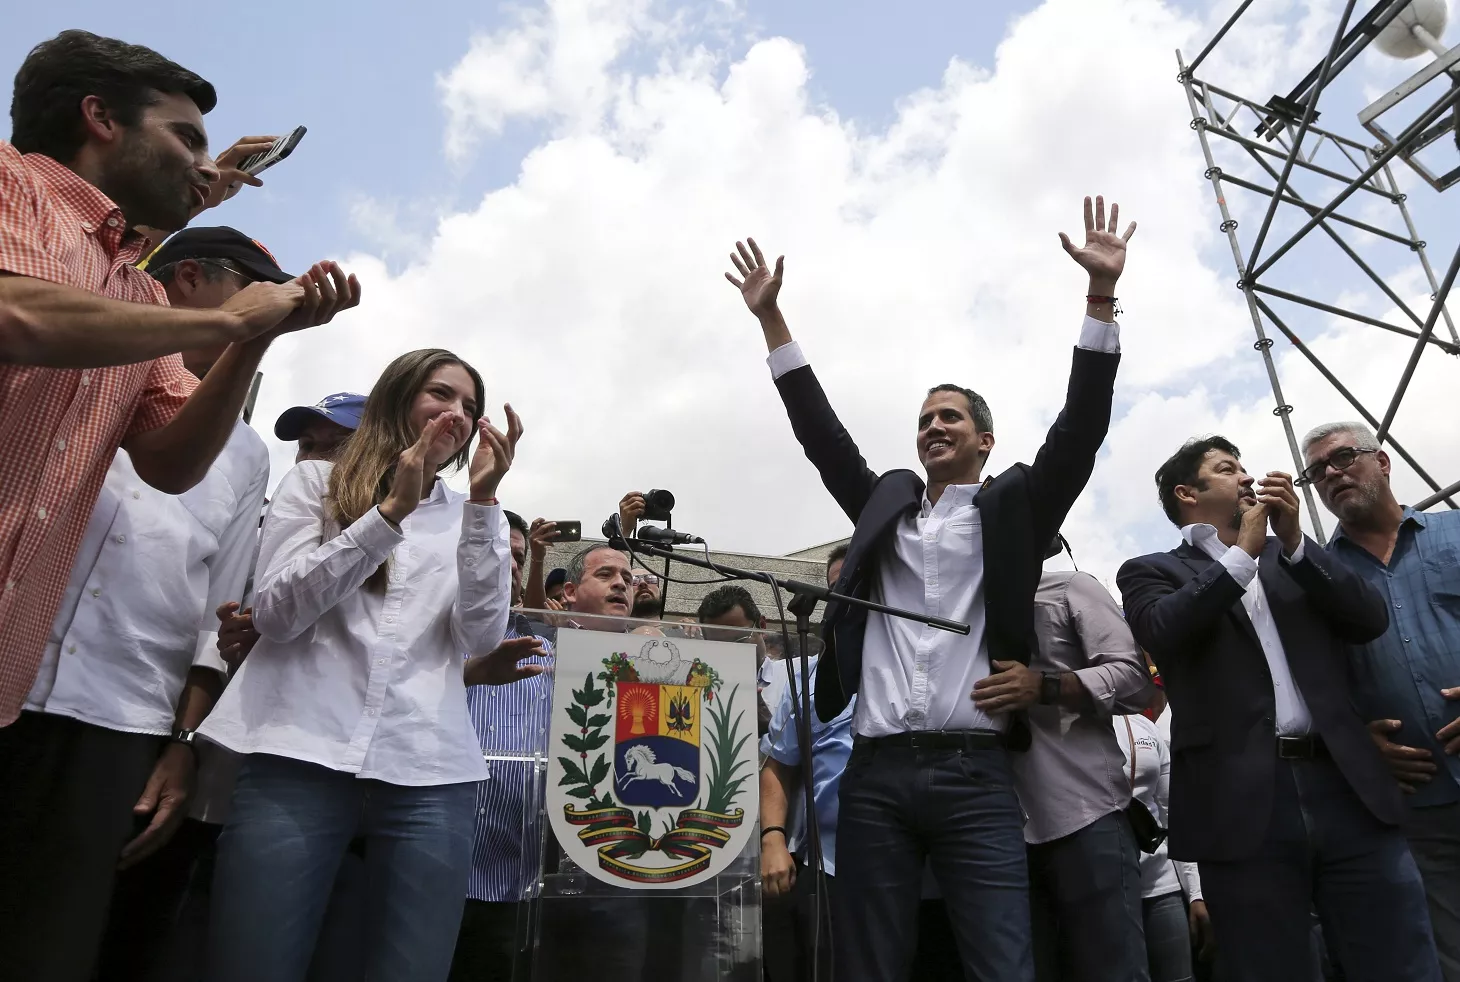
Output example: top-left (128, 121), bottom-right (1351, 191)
top-left (618, 535), bottom-right (968, 982)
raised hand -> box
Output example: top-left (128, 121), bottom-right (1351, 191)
top-left (619, 491), bottom-right (646, 539)
top-left (1059, 195), bottom-right (1137, 292)
top-left (725, 238), bottom-right (784, 321)
top-left (1237, 500), bottom-right (1269, 559)
top-left (1256, 471), bottom-right (1302, 556)
top-left (200, 134), bottom-right (276, 213)
top-left (529, 518), bottom-right (560, 560)
top-left (380, 413), bottom-right (459, 524)
top-left (469, 405), bottom-right (524, 502)
top-left (464, 635), bottom-right (548, 686)
top-left (272, 262), bottom-right (362, 336)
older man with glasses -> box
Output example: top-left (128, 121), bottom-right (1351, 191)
top-left (1305, 421), bottom-right (1460, 981)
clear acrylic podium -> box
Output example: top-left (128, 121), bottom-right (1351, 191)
top-left (489, 612), bottom-right (771, 982)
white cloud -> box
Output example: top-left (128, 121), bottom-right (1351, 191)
top-left (254, 0), bottom-right (1459, 599)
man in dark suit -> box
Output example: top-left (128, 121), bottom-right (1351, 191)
top-left (1118, 435), bottom-right (1441, 982)
top-left (724, 196), bottom-right (1135, 982)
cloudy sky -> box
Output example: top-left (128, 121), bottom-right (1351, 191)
top-left (8, 0), bottom-right (1459, 597)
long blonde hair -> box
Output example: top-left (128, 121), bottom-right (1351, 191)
top-left (327, 348), bottom-right (485, 589)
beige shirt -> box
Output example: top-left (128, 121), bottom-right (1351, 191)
top-left (1011, 571), bottom-right (1155, 844)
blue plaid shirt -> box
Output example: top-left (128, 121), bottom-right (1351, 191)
top-left (1328, 507), bottom-right (1460, 808)
top-left (465, 614), bottom-right (555, 901)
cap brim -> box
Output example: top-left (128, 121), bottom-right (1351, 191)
top-left (234, 255), bottom-right (295, 284)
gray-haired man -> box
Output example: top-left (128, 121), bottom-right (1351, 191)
top-left (1305, 421), bottom-right (1460, 980)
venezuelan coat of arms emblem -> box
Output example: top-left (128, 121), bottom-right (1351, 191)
top-left (546, 631), bottom-right (759, 888)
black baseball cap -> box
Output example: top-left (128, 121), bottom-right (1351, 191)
top-left (546, 568), bottom-right (568, 590)
top-left (141, 226), bottom-right (295, 284)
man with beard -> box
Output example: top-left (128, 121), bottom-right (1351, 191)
top-left (1118, 435), bottom-right (1441, 982)
top-left (1304, 421), bottom-right (1460, 981)
top-left (0, 32), bottom-right (360, 757)
top-left (727, 197), bottom-right (1134, 981)
top-left (630, 568), bottom-right (663, 620)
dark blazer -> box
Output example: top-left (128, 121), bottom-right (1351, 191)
top-left (774, 346), bottom-right (1120, 741)
top-left (1117, 538), bottom-right (1400, 862)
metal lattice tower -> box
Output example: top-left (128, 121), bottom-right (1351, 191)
top-left (1178, 0), bottom-right (1460, 541)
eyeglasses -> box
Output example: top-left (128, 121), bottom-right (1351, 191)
top-left (1296, 446), bottom-right (1377, 487)
top-left (632, 574), bottom-right (659, 586)
top-left (199, 258), bottom-right (253, 281)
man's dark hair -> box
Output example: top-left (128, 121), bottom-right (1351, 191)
top-left (826, 543), bottom-right (849, 568)
top-left (927, 384), bottom-right (993, 433)
top-left (697, 585), bottom-right (762, 625)
top-left (11, 30), bottom-right (217, 160)
top-left (566, 543), bottom-right (626, 585)
top-left (1155, 435), bottom-right (1242, 526)
top-left (504, 510), bottom-right (529, 539)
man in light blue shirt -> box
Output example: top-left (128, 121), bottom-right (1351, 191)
top-left (1306, 422), bottom-right (1460, 981)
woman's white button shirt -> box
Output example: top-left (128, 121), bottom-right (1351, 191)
top-left (200, 460), bottom-right (511, 786)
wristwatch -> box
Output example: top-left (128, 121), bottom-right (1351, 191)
top-left (170, 727), bottom-right (199, 758)
top-left (1039, 672), bottom-right (1062, 706)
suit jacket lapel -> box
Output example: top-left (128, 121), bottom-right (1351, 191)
top-left (1173, 539), bottom-right (1265, 657)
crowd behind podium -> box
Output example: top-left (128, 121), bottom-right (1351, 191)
top-left (3, 28), bottom-right (1460, 982)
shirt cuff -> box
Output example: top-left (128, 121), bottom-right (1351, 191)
top-left (1076, 315), bottom-right (1121, 353)
top-left (348, 505), bottom-right (407, 562)
top-left (462, 500), bottom-right (502, 542)
top-left (1282, 537), bottom-right (1306, 564)
top-left (1218, 544), bottom-right (1259, 588)
top-left (767, 341), bottom-right (808, 380)
top-left (192, 630), bottom-right (228, 674)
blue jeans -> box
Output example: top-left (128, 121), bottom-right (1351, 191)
top-left (1142, 891), bottom-right (1193, 982)
top-left (1201, 755), bottom-right (1441, 982)
top-left (1028, 810), bottom-right (1149, 982)
top-left (206, 754), bottom-right (475, 982)
top-left (833, 741), bottom-right (1032, 982)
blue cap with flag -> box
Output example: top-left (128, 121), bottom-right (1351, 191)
top-left (274, 392), bottom-right (367, 440)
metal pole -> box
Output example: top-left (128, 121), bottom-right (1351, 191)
top-left (1377, 153), bottom-right (1460, 344)
top-left (1250, 83), bottom-right (1460, 280)
top-left (1376, 242), bottom-right (1460, 443)
top-left (1415, 479), bottom-right (1460, 511)
top-left (1178, 52), bottom-right (1327, 541)
top-left (1253, 297), bottom-right (1459, 508)
top-left (1245, 0), bottom-right (1358, 274)
top-left (1185, 0), bottom-right (1256, 75)
top-left (1250, 283), bottom-right (1458, 351)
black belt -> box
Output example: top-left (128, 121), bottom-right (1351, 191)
top-left (1277, 734), bottom-right (1328, 760)
top-left (853, 730), bottom-right (1002, 752)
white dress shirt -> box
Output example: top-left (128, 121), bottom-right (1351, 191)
top-left (199, 460), bottom-right (511, 786)
top-left (1181, 524), bottom-right (1312, 735)
top-left (25, 422), bottom-right (269, 734)
top-left (768, 316), bottom-right (1120, 738)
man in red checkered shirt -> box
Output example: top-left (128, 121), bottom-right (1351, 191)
top-left (0, 32), bottom-right (361, 972)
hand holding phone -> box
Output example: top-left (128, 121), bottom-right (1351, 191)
top-left (238, 126), bottom-right (307, 177)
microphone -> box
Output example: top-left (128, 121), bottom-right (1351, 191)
top-left (635, 525), bottom-right (705, 546)
top-left (601, 514), bottom-right (627, 546)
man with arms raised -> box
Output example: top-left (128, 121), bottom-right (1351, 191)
top-left (1118, 436), bottom-right (1440, 982)
top-left (726, 196), bottom-right (1135, 981)
top-left (1304, 421), bottom-right (1460, 980)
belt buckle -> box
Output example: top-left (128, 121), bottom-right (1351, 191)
top-left (906, 732), bottom-right (933, 751)
top-left (1277, 736), bottom-right (1310, 759)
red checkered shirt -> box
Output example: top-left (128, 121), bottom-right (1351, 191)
top-left (0, 141), bottom-right (197, 726)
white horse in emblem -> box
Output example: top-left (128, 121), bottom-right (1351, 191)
top-left (618, 744), bottom-right (695, 797)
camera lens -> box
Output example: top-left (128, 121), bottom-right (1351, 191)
top-left (643, 489), bottom-right (676, 522)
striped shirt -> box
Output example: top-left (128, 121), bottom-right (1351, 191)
top-left (0, 142), bottom-right (197, 726)
top-left (1329, 507), bottom-right (1460, 807)
top-left (465, 613), bottom-right (555, 902)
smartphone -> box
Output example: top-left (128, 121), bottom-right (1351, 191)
top-left (551, 521), bottom-right (582, 543)
top-left (238, 126), bottom-right (307, 177)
